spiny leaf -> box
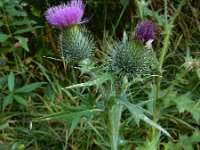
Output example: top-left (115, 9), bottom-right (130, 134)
top-left (37, 109), bottom-right (102, 121)
top-left (118, 98), bottom-right (172, 138)
top-left (174, 94), bottom-right (200, 122)
top-left (63, 74), bottom-right (113, 89)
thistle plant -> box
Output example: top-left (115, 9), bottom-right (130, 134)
top-left (1, 0), bottom-right (198, 149)
top-left (44, 0), bottom-right (95, 63)
top-left (43, 3), bottom-right (172, 149)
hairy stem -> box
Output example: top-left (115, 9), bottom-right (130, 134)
top-left (108, 76), bottom-right (128, 150)
top-left (108, 104), bottom-right (123, 150)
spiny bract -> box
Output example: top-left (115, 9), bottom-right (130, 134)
top-left (108, 36), bottom-right (151, 76)
top-left (59, 25), bottom-right (95, 63)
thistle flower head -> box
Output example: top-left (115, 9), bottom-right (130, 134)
top-left (59, 26), bottom-right (95, 63)
top-left (134, 20), bottom-right (156, 43)
top-left (108, 32), bottom-right (151, 76)
top-left (44, 0), bottom-right (85, 27)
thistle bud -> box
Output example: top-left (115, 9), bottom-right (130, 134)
top-left (59, 25), bottom-right (95, 63)
top-left (108, 33), bottom-right (151, 76)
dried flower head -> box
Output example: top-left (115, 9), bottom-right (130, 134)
top-left (185, 59), bottom-right (200, 71)
top-left (134, 20), bottom-right (156, 43)
top-left (44, 0), bottom-right (85, 27)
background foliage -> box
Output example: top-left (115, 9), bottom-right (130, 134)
top-left (0, 0), bottom-right (200, 149)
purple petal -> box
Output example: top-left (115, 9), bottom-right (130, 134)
top-left (44, 0), bottom-right (85, 27)
top-left (134, 20), bottom-right (156, 42)
top-left (80, 14), bottom-right (94, 24)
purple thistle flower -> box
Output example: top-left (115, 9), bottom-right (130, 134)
top-left (44, 0), bottom-right (85, 28)
top-left (134, 20), bottom-right (156, 43)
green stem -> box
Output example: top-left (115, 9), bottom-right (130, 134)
top-left (158, 26), bottom-right (172, 73)
top-left (134, 0), bottom-right (144, 20)
top-left (152, 0), bottom-right (186, 139)
top-left (108, 76), bottom-right (128, 150)
top-left (108, 104), bottom-right (123, 150)
top-left (2, 5), bottom-right (13, 43)
top-left (159, 0), bottom-right (186, 72)
top-left (152, 25), bottom-right (172, 139)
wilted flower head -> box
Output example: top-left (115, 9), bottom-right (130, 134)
top-left (44, 0), bottom-right (85, 27)
top-left (134, 20), bottom-right (156, 43)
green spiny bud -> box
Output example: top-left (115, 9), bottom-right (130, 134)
top-left (108, 34), bottom-right (151, 76)
top-left (59, 25), bottom-right (95, 63)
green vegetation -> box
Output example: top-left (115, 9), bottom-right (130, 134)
top-left (0, 0), bottom-right (200, 149)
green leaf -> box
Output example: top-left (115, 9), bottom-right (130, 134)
top-left (14, 82), bottom-right (46, 93)
top-left (8, 72), bottom-right (15, 92)
top-left (0, 34), bottom-right (9, 42)
top-left (118, 98), bottom-right (172, 138)
top-left (63, 73), bottom-right (113, 89)
top-left (162, 90), bottom-right (177, 107)
top-left (190, 102), bottom-right (200, 123)
top-left (11, 19), bottom-right (37, 26)
top-left (68, 117), bottom-right (80, 136)
top-left (14, 36), bottom-right (29, 51)
top-left (37, 109), bottom-right (102, 136)
top-left (6, 5), bottom-right (27, 17)
top-left (175, 95), bottom-right (194, 113)
top-left (3, 95), bottom-right (13, 111)
top-left (79, 58), bottom-right (95, 74)
top-left (174, 95), bottom-right (200, 122)
top-left (164, 130), bottom-right (200, 150)
top-left (164, 141), bottom-right (182, 150)
top-left (13, 95), bottom-right (28, 107)
top-left (13, 26), bottom-right (43, 34)
top-left (37, 109), bottom-right (102, 121)
top-left (11, 142), bottom-right (25, 150)
top-left (31, 6), bottom-right (42, 17)
top-left (0, 121), bottom-right (9, 130)
top-left (137, 133), bottom-right (161, 150)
